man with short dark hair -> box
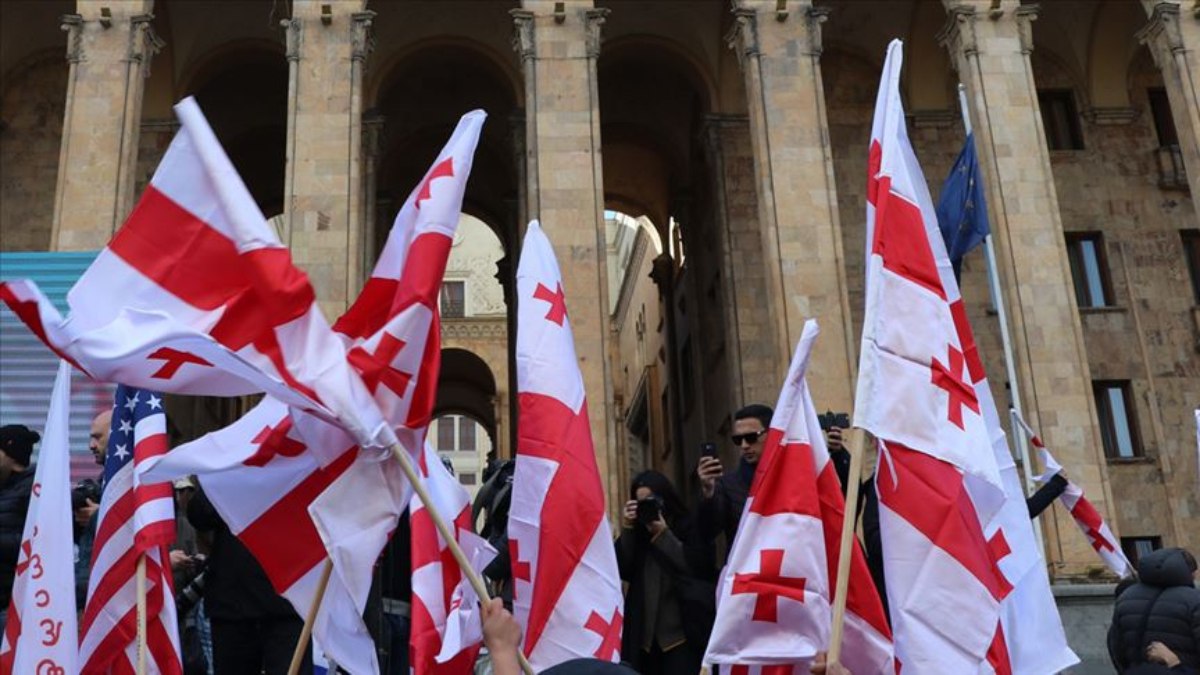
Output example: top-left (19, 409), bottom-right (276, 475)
top-left (695, 404), bottom-right (773, 547)
top-left (0, 424), bottom-right (40, 634)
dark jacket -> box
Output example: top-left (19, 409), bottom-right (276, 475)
top-left (830, 449), bottom-right (888, 619)
top-left (615, 513), bottom-right (714, 667)
top-left (186, 486), bottom-right (300, 622)
top-left (696, 461), bottom-right (755, 546)
top-left (1109, 548), bottom-right (1200, 671)
top-left (0, 466), bottom-right (36, 609)
top-left (1026, 474), bottom-right (1068, 519)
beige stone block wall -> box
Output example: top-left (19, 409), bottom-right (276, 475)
top-left (0, 54), bottom-right (67, 252)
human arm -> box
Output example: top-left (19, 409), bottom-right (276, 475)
top-left (482, 597), bottom-right (522, 675)
top-left (1026, 474), bottom-right (1068, 519)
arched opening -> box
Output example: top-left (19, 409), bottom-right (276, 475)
top-left (433, 348), bottom-right (499, 495)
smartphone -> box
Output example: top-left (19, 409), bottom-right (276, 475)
top-left (700, 442), bottom-right (718, 458)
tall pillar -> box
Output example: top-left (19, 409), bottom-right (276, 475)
top-left (281, 1), bottom-right (373, 318)
top-left (940, 0), bottom-right (1120, 575)
top-left (511, 2), bottom-right (620, 508)
top-left (728, 1), bottom-right (858, 410)
top-left (1138, 1), bottom-right (1200, 201)
top-left (52, 0), bottom-right (159, 251)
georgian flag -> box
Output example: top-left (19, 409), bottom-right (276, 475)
top-left (1014, 413), bottom-right (1133, 579)
top-left (508, 221), bottom-right (624, 671)
top-left (855, 40), bottom-right (1012, 674)
top-left (704, 321), bottom-right (894, 674)
top-left (0, 97), bottom-right (394, 452)
top-left (141, 111), bottom-right (487, 675)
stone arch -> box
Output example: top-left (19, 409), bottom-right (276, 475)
top-left (365, 37), bottom-right (521, 113)
top-left (434, 347), bottom-right (499, 449)
top-left (600, 34), bottom-right (719, 116)
top-left (0, 48), bottom-right (69, 251)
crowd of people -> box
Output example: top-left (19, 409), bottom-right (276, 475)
top-left (0, 400), bottom-right (1197, 674)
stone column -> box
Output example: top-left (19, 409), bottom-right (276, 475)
top-left (511, 1), bottom-right (620, 509)
top-left (940, 0), bottom-right (1120, 575)
top-left (281, 1), bottom-right (373, 318)
top-left (360, 112), bottom-right (384, 279)
top-left (728, 0), bottom-right (858, 411)
top-left (52, 0), bottom-right (159, 251)
top-left (1138, 1), bottom-right (1200, 200)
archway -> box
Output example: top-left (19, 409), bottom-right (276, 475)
top-left (433, 348), bottom-right (499, 495)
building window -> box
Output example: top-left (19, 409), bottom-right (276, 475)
top-left (1182, 230), bottom-right (1200, 305)
top-left (459, 418), bottom-right (476, 451)
top-left (1093, 381), bottom-right (1142, 459)
top-left (1038, 89), bottom-right (1085, 150)
top-left (459, 473), bottom-right (477, 486)
top-left (1148, 88), bottom-right (1179, 147)
top-left (1065, 233), bottom-right (1113, 308)
top-left (1120, 536), bottom-right (1161, 567)
top-left (437, 417), bottom-right (455, 450)
top-left (440, 281), bottom-right (466, 318)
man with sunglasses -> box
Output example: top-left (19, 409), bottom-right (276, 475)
top-left (695, 404), bottom-right (773, 549)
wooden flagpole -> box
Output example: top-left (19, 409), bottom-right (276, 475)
top-left (387, 442), bottom-right (536, 675)
top-left (136, 554), bottom-right (148, 675)
top-left (287, 560), bottom-right (333, 675)
top-left (826, 427), bottom-right (867, 667)
top-left (284, 443), bottom-right (535, 675)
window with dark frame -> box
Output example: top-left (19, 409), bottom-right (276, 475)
top-left (440, 281), bottom-right (466, 318)
top-left (1182, 230), bottom-right (1200, 305)
top-left (1120, 535), bottom-right (1161, 567)
top-left (1038, 89), bottom-right (1085, 150)
top-left (437, 416), bottom-right (455, 450)
top-left (1093, 381), bottom-right (1143, 459)
top-left (1065, 232), bottom-right (1113, 308)
top-left (1148, 88), bottom-right (1179, 147)
top-left (459, 417), bottom-right (476, 451)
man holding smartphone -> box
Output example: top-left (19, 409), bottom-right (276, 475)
top-left (694, 404), bottom-right (773, 548)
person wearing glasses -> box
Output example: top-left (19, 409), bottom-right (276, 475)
top-left (694, 404), bottom-right (773, 548)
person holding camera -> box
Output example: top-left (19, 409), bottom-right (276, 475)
top-left (695, 404), bottom-right (773, 548)
top-left (616, 470), bottom-right (713, 675)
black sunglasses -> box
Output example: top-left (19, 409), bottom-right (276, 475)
top-left (731, 429), bottom-right (767, 446)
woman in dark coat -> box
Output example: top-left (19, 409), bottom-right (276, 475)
top-left (1109, 547), bottom-right (1200, 673)
top-left (615, 470), bottom-right (714, 675)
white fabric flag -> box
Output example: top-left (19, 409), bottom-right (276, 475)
top-left (0, 362), bottom-right (79, 674)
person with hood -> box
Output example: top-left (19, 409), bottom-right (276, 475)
top-left (0, 424), bottom-right (40, 634)
top-left (616, 470), bottom-right (714, 674)
top-left (1109, 547), bottom-right (1200, 673)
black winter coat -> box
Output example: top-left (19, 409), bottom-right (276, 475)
top-left (1109, 548), bottom-right (1200, 671)
top-left (0, 467), bottom-right (35, 609)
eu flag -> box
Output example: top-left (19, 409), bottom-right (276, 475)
top-left (936, 132), bottom-right (990, 278)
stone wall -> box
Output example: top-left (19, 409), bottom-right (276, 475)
top-left (0, 53), bottom-right (67, 251)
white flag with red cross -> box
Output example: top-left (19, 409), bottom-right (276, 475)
top-left (855, 40), bottom-right (1014, 674)
top-left (1014, 412), bottom-right (1133, 579)
top-left (508, 220), bottom-right (624, 671)
top-left (410, 440), bottom-right (497, 675)
top-left (0, 363), bottom-right (79, 675)
top-left (0, 97), bottom-right (394, 453)
top-left (141, 110), bottom-right (487, 675)
top-left (704, 321), bottom-right (894, 674)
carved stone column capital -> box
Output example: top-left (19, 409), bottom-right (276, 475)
top-left (351, 11), bottom-right (376, 63)
top-left (1013, 3), bottom-right (1039, 54)
top-left (1137, 2), bottom-right (1184, 69)
top-left (510, 9), bottom-right (536, 63)
top-left (281, 17), bottom-right (302, 62)
top-left (128, 14), bottom-right (164, 78)
top-left (584, 8), bottom-right (610, 59)
top-left (804, 6), bottom-right (831, 57)
top-left (61, 14), bottom-right (84, 63)
top-left (725, 7), bottom-right (760, 70)
top-left (937, 4), bottom-right (979, 65)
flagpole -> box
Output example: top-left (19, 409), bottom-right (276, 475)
top-left (388, 442), bottom-right (536, 675)
top-left (956, 83), bottom-right (1044, 551)
top-left (287, 560), bottom-right (332, 675)
top-left (136, 554), bottom-right (147, 675)
top-left (826, 427), bottom-right (867, 667)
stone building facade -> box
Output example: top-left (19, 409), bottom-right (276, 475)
top-left (2, 0), bottom-right (1198, 592)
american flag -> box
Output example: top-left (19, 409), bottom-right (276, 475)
top-left (79, 385), bottom-right (182, 674)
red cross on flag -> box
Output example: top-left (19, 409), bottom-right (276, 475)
top-left (0, 363), bottom-right (80, 674)
top-left (704, 321), bottom-right (893, 674)
top-left (141, 110), bottom-right (487, 675)
top-left (1015, 412), bottom-right (1132, 579)
top-left (0, 97), bottom-right (394, 453)
top-left (508, 220), bottom-right (623, 671)
top-left (410, 440), bottom-right (498, 675)
top-left (855, 40), bottom-right (1016, 674)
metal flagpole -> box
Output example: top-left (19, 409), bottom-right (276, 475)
top-left (955, 83), bottom-right (1044, 552)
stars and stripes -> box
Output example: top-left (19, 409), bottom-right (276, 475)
top-left (79, 384), bottom-right (181, 675)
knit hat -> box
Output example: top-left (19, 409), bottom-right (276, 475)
top-left (0, 425), bottom-right (40, 466)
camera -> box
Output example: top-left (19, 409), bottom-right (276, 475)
top-left (175, 557), bottom-right (209, 616)
top-left (71, 478), bottom-right (102, 511)
top-left (636, 497), bottom-right (663, 526)
top-left (817, 411), bottom-right (851, 431)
